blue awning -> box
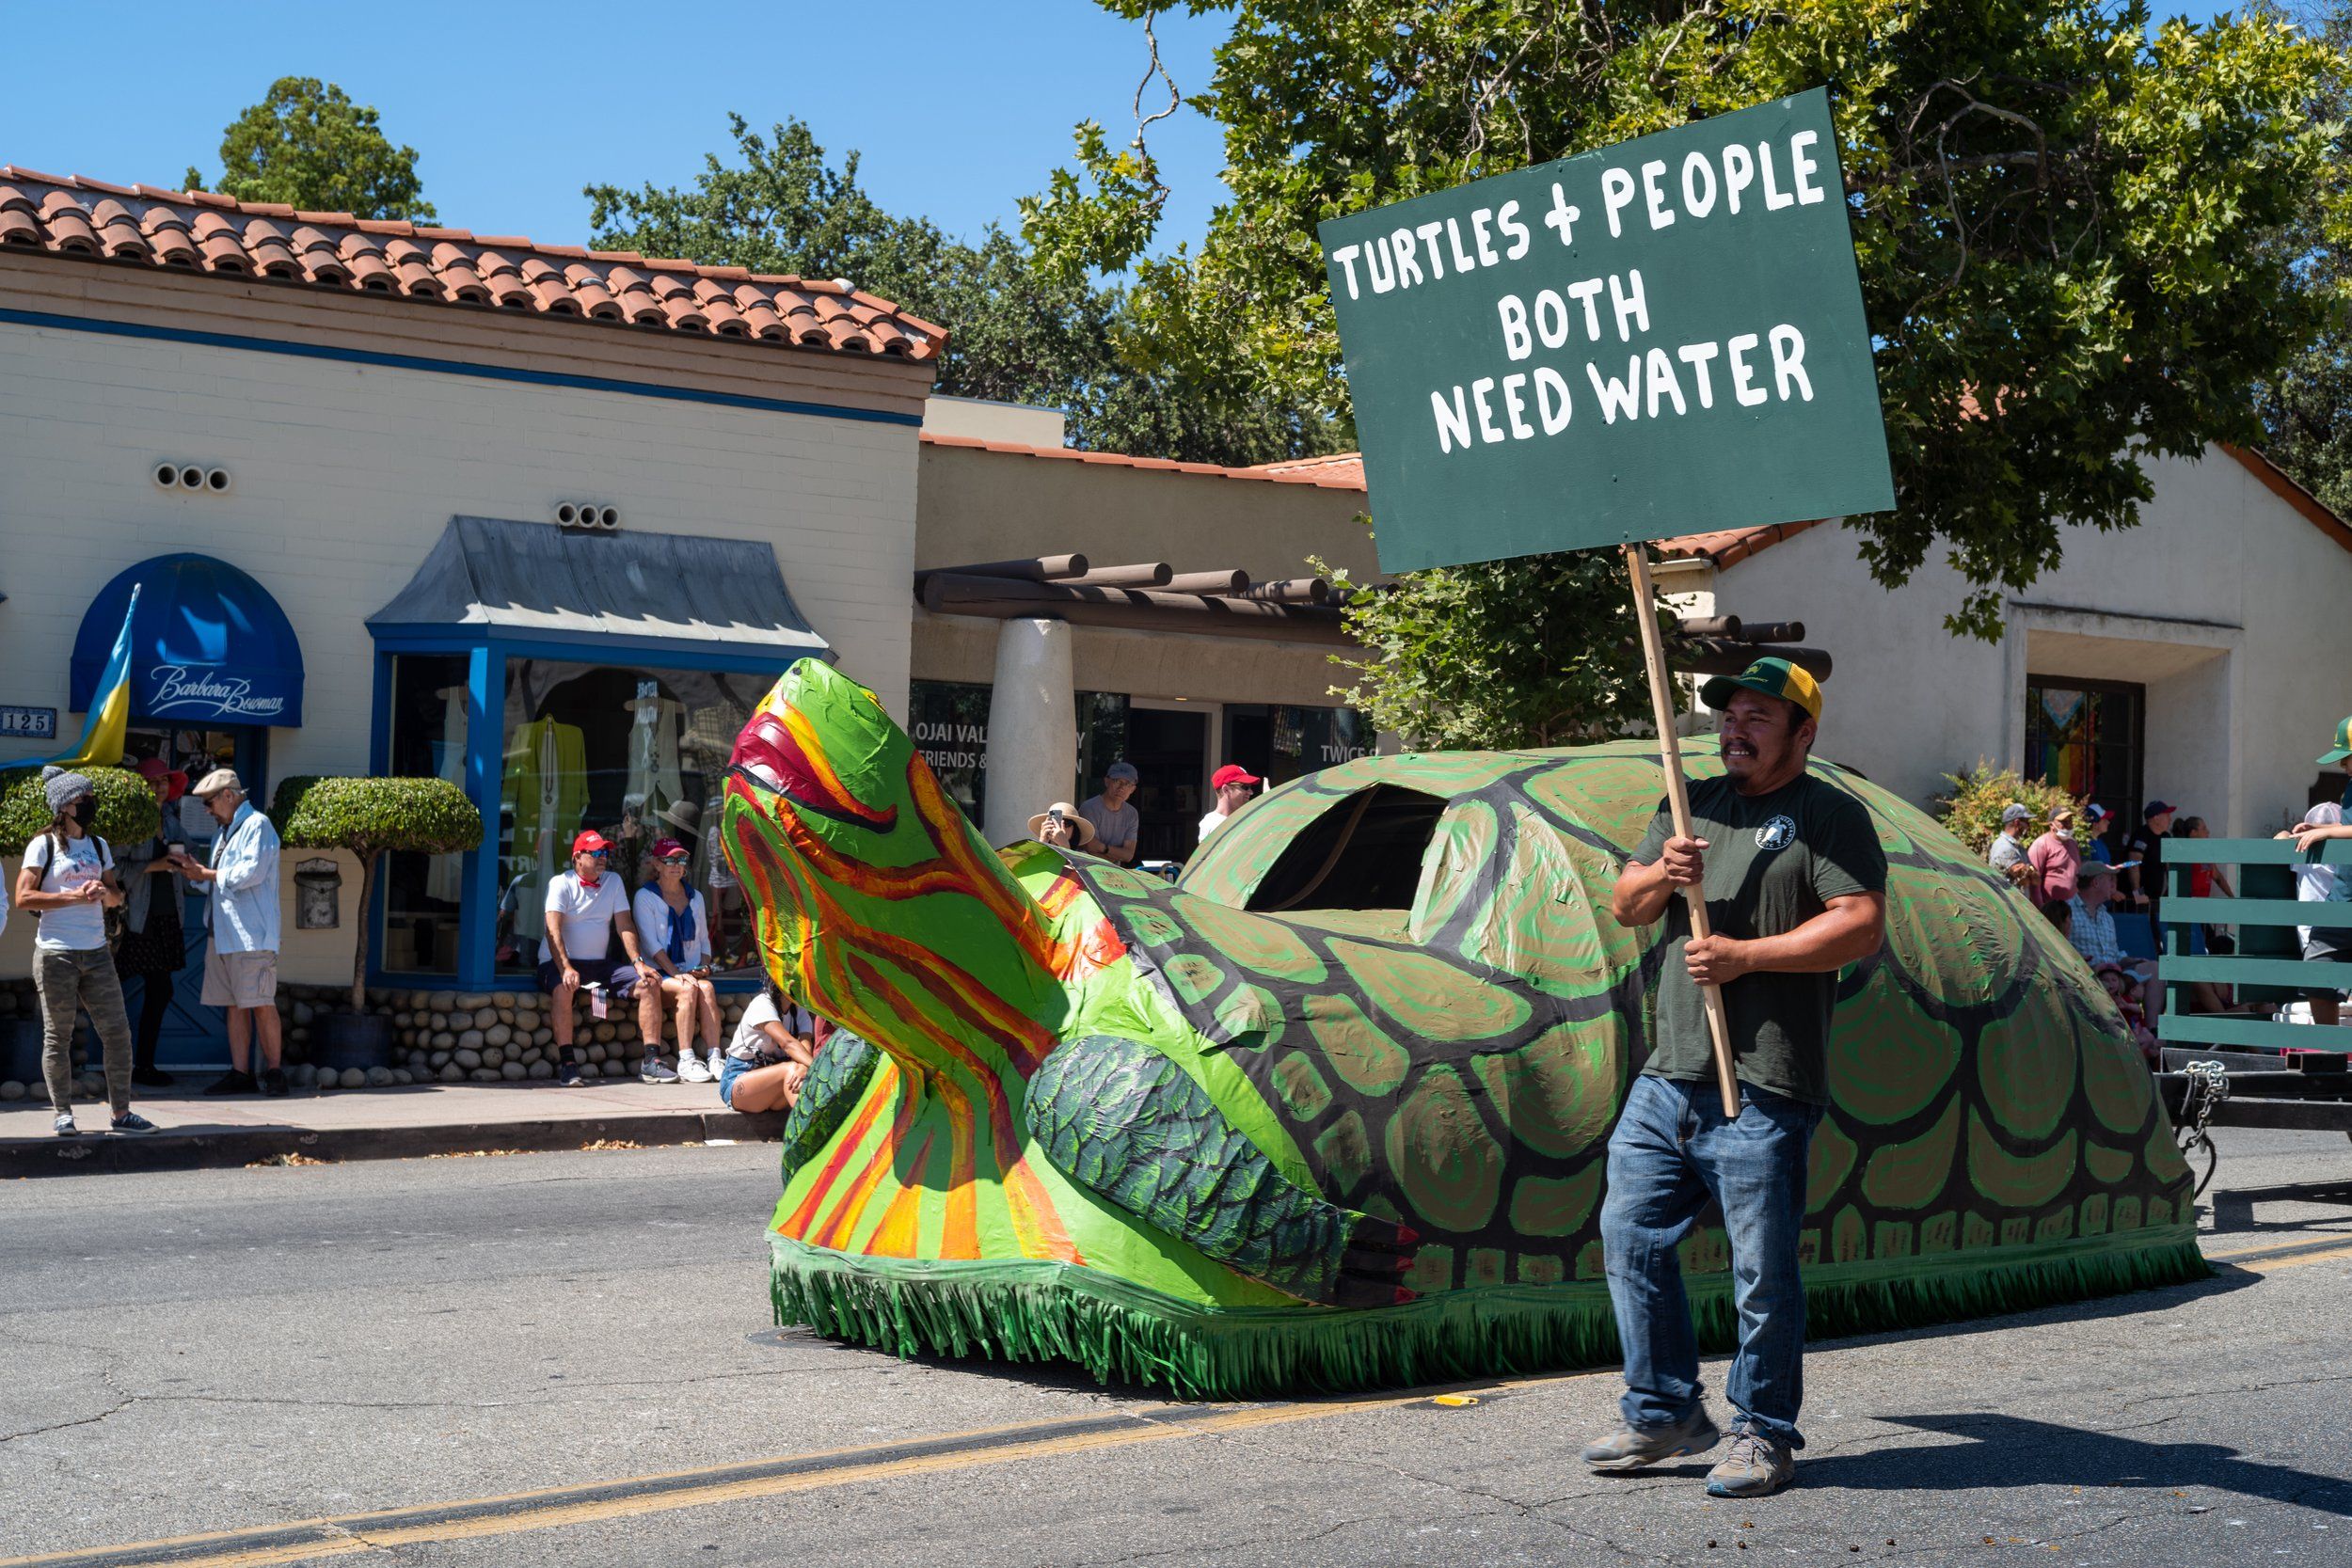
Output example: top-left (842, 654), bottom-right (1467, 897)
top-left (71, 554), bottom-right (305, 727)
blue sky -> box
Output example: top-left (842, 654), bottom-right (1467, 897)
top-left (0, 1), bottom-right (2263, 263)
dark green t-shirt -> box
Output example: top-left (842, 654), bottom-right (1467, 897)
top-left (1629, 771), bottom-right (1886, 1105)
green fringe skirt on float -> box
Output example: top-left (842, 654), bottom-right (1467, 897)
top-left (772, 1228), bottom-right (2208, 1402)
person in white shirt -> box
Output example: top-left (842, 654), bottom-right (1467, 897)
top-left (718, 981), bottom-right (828, 1113)
top-left (535, 830), bottom-right (662, 1085)
top-left (1198, 764), bottom-right (1263, 844)
top-left (171, 769), bottom-right (285, 1098)
top-left (15, 768), bottom-right (154, 1138)
top-left (632, 837), bottom-right (723, 1082)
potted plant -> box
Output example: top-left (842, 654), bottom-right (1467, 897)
top-left (0, 766), bottom-right (160, 1082)
top-left (271, 775), bottom-right (483, 1063)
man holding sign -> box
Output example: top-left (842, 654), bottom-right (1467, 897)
top-left (1320, 87), bottom-right (1899, 1497)
top-left (1587, 657), bottom-right (1885, 1496)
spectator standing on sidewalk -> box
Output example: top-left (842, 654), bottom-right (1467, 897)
top-left (2027, 806), bottom-right (2084, 908)
top-left (2122, 800), bottom-right (2173, 917)
top-left (15, 768), bottom-right (154, 1137)
top-left (1077, 762), bottom-right (1142, 866)
top-left (633, 837), bottom-right (723, 1083)
top-left (537, 830), bottom-right (663, 1085)
top-left (1986, 803), bottom-right (2033, 888)
top-left (2281, 802), bottom-right (2352, 1027)
top-left (1199, 765), bottom-right (1262, 843)
top-left (173, 770), bottom-right (285, 1098)
top-left (114, 757), bottom-right (190, 1088)
top-left (2081, 803), bottom-right (2116, 863)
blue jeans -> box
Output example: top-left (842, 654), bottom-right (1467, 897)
top-left (1600, 1072), bottom-right (1823, 1449)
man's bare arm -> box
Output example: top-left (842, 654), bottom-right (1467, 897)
top-left (1683, 893), bottom-right (1886, 985)
top-left (1612, 834), bottom-right (1708, 927)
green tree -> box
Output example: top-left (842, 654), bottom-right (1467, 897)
top-left (1030, 1), bottom-right (2349, 747)
top-left (1317, 550), bottom-right (1669, 751)
top-left (2253, 0), bottom-right (2352, 514)
top-left (272, 776), bottom-right (481, 1016)
top-left (586, 116), bottom-right (1333, 465)
top-left (186, 77), bottom-right (436, 222)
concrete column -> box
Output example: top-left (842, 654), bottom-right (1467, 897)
top-left (982, 617), bottom-right (1075, 847)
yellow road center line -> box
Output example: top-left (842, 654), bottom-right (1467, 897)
top-left (2233, 1238), bottom-right (2352, 1274)
top-left (6, 1375), bottom-right (1598, 1568)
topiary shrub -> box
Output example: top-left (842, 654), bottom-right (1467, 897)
top-left (0, 766), bottom-right (161, 855)
top-left (1933, 762), bottom-right (2088, 857)
top-left (272, 775), bottom-right (483, 1016)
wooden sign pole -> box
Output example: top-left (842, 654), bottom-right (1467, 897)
top-left (1624, 543), bottom-right (1743, 1118)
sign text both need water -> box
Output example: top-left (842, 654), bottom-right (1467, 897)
top-left (1320, 87), bottom-right (1895, 573)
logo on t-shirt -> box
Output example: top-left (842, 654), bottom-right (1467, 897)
top-left (1755, 815), bottom-right (1797, 852)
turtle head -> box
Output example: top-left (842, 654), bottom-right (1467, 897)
top-left (721, 658), bottom-right (1062, 1080)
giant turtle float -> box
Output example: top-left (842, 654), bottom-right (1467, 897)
top-left (719, 659), bottom-right (2201, 1398)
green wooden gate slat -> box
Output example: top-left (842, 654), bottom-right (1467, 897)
top-left (2158, 897), bottom-right (2352, 928)
top-left (2155, 955), bottom-right (2342, 988)
top-left (2155, 1013), bottom-right (2352, 1052)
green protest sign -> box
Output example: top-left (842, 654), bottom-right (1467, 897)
top-left (1321, 87), bottom-right (1894, 573)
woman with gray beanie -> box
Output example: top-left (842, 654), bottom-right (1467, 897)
top-left (11, 768), bottom-right (155, 1137)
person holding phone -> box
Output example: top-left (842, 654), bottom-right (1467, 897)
top-left (1027, 800), bottom-right (1098, 854)
top-left (632, 837), bottom-right (722, 1082)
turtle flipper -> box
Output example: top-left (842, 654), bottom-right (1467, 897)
top-left (778, 1031), bottom-right (881, 1180)
top-left (1025, 1034), bottom-right (1416, 1307)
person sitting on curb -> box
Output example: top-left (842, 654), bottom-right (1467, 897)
top-left (717, 980), bottom-right (829, 1113)
top-left (1028, 801), bottom-right (1099, 854)
top-left (633, 837), bottom-right (723, 1083)
top-left (537, 831), bottom-right (662, 1086)
top-left (172, 769), bottom-right (285, 1098)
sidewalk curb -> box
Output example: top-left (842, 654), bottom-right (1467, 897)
top-left (0, 1110), bottom-right (789, 1178)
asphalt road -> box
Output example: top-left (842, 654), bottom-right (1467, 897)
top-left (3, 1128), bottom-right (2347, 1567)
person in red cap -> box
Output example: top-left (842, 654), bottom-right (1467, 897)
top-left (539, 830), bottom-right (663, 1085)
top-left (1199, 764), bottom-right (1263, 844)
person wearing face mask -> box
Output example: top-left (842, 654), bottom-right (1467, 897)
top-left (15, 768), bottom-right (154, 1137)
top-left (171, 769), bottom-right (285, 1096)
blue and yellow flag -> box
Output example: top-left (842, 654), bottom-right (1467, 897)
top-left (38, 583), bottom-right (140, 768)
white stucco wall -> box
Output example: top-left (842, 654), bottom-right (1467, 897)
top-left (1707, 446), bottom-right (2352, 835)
top-left (0, 314), bottom-right (922, 982)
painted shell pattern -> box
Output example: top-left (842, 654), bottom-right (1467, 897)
top-left (721, 659), bottom-right (2199, 1398)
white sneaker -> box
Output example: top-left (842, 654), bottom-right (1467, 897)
top-left (54, 1114), bottom-right (78, 1138)
top-left (677, 1052), bottom-right (713, 1084)
top-left (640, 1054), bottom-right (680, 1085)
top-left (707, 1048), bottom-right (726, 1081)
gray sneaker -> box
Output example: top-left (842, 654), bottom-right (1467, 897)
top-left (54, 1114), bottom-right (78, 1138)
top-left (639, 1054), bottom-right (680, 1085)
top-left (1706, 1430), bottom-right (1795, 1497)
top-left (1581, 1406), bottom-right (1721, 1472)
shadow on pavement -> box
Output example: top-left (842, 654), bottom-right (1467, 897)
top-left (1805, 1413), bottom-right (2352, 1515)
top-left (2206, 1180), bottom-right (2352, 1236)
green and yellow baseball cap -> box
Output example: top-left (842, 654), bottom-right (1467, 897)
top-left (1699, 656), bottom-right (1823, 723)
top-left (2320, 715), bottom-right (2352, 766)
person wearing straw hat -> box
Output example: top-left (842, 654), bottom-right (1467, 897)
top-left (171, 768), bottom-right (285, 1098)
top-left (1027, 802), bottom-right (1098, 853)
top-left (1587, 656), bottom-right (1886, 1499)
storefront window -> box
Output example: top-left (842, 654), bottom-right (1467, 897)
top-left (380, 654), bottom-right (470, 974)
top-left (494, 659), bottom-right (771, 977)
top-left (1222, 704), bottom-right (1377, 790)
top-left (906, 681), bottom-right (1130, 829)
top-left (2025, 677), bottom-right (2143, 829)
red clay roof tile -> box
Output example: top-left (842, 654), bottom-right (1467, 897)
top-left (0, 167), bottom-right (945, 363)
